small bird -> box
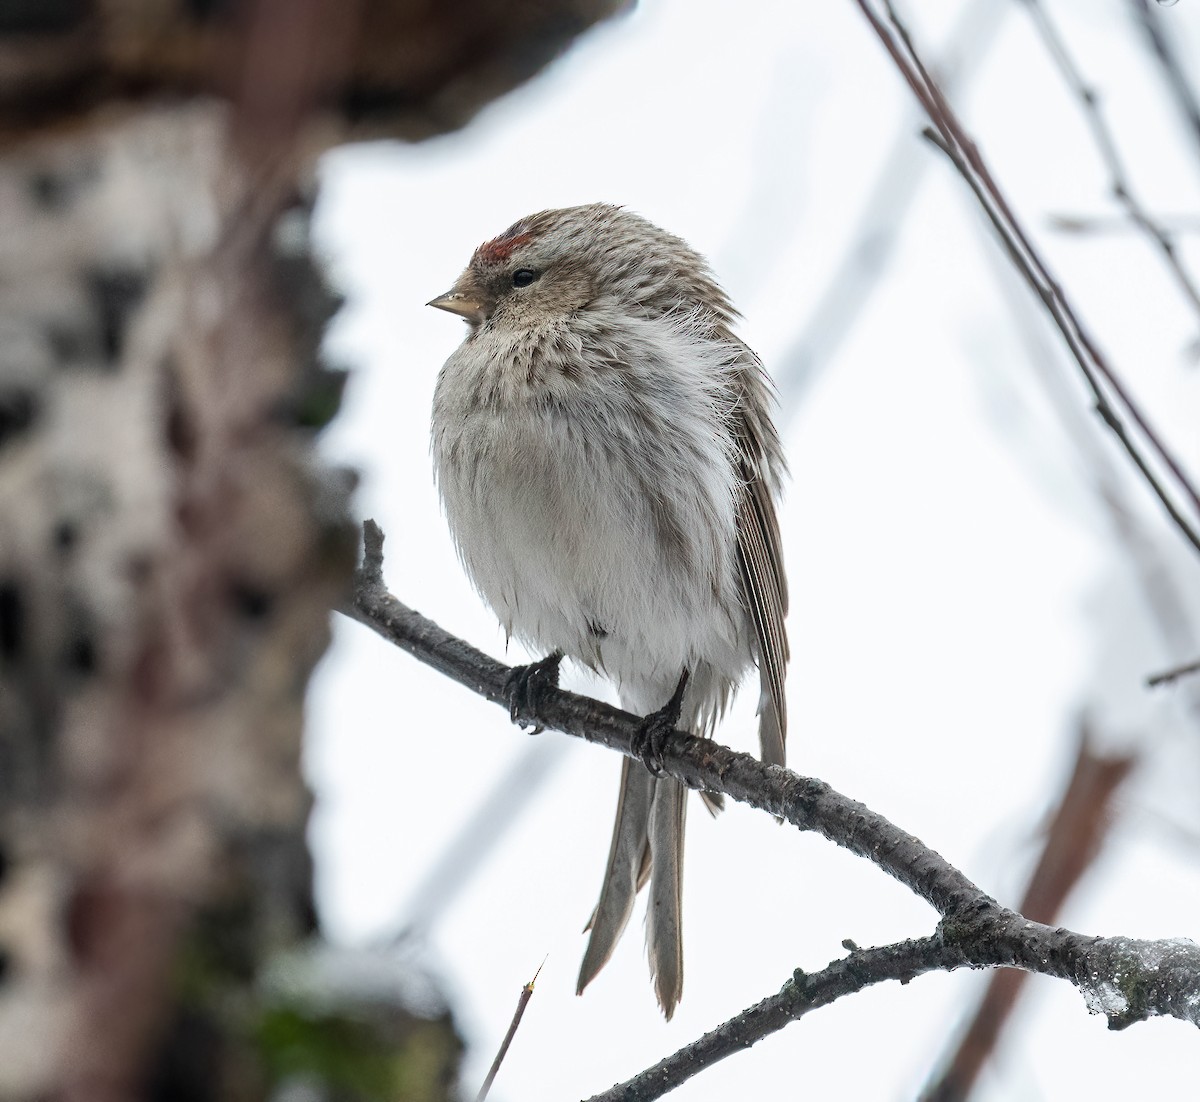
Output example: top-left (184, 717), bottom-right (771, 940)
top-left (428, 203), bottom-right (788, 1019)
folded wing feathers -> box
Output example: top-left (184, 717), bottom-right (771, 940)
top-left (728, 338), bottom-right (789, 769)
top-left (735, 464), bottom-right (789, 767)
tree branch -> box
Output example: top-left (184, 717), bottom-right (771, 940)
top-left (585, 936), bottom-right (965, 1102)
top-left (349, 522), bottom-right (979, 914)
top-left (921, 725), bottom-right (1137, 1101)
top-left (349, 521), bottom-right (1200, 1099)
top-left (852, 0), bottom-right (1200, 559)
top-left (586, 922), bottom-right (1200, 1102)
top-left (1021, 0), bottom-right (1200, 331)
top-left (1147, 655), bottom-right (1200, 688)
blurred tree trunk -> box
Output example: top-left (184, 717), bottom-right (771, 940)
top-left (0, 1), bottom-right (627, 1098)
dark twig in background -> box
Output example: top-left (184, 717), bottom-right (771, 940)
top-left (1050, 213), bottom-right (1200, 236)
top-left (977, 205), bottom-right (1200, 716)
top-left (351, 520), bottom-right (1200, 1101)
top-left (1148, 656), bottom-right (1200, 688)
top-left (958, 171), bottom-right (1200, 1093)
top-left (853, 0), bottom-right (1200, 558)
top-left (921, 727), bottom-right (1137, 1102)
top-left (1020, 0), bottom-right (1200, 331)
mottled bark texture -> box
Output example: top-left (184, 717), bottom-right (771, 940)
top-left (0, 1), bottom-right (627, 1098)
top-left (0, 104), bottom-right (352, 1101)
top-left (0, 0), bottom-right (631, 144)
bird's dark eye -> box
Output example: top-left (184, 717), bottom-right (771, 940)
top-left (512, 269), bottom-right (539, 288)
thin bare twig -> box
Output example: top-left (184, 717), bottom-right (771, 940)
top-left (892, 1), bottom-right (1200, 525)
top-left (1050, 213), bottom-right (1200, 236)
top-left (976, 202), bottom-right (1200, 713)
top-left (853, 0), bottom-right (1200, 558)
top-left (476, 960), bottom-right (545, 1102)
top-left (1020, 0), bottom-right (1200, 328)
top-left (947, 219), bottom-right (1200, 1096)
top-left (1148, 656), bottom-right (1200, 688)
top-left (350, 520), bottom-right (1200, 1101)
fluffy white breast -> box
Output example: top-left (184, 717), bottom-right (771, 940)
top-left (432, 305), bottom-right (752, 704)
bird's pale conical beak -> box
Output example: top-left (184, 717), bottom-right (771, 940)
top-left (427, 290), bottom-right (485, 324)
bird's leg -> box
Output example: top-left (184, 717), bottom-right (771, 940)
top-left (631, 668), bottom-right (690, 775)
top-left (503, 651), bottom-right (563, 733)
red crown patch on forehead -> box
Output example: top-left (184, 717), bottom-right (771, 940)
top-left (473, 229), bottom-right (534, 266)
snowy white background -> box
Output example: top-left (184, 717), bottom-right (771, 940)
top-left (307, 1), bottom-right (1200, 1097)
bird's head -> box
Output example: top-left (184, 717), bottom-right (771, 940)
top-left (428, 203), bottom-right (732, 331)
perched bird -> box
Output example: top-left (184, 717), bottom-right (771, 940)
top-left (429, 203), bottom-right (788, 1019)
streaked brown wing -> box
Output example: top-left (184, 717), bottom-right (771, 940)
top-left (731, 347), bottom-right (789, 767)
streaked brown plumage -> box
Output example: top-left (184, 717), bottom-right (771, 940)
top-left (429, 203), bottom-right (788, 1018)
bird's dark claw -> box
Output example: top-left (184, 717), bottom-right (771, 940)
top-left (631, 669), bottom-right (690, 775)
top-left (503, 652), bottom-right (563, 733)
